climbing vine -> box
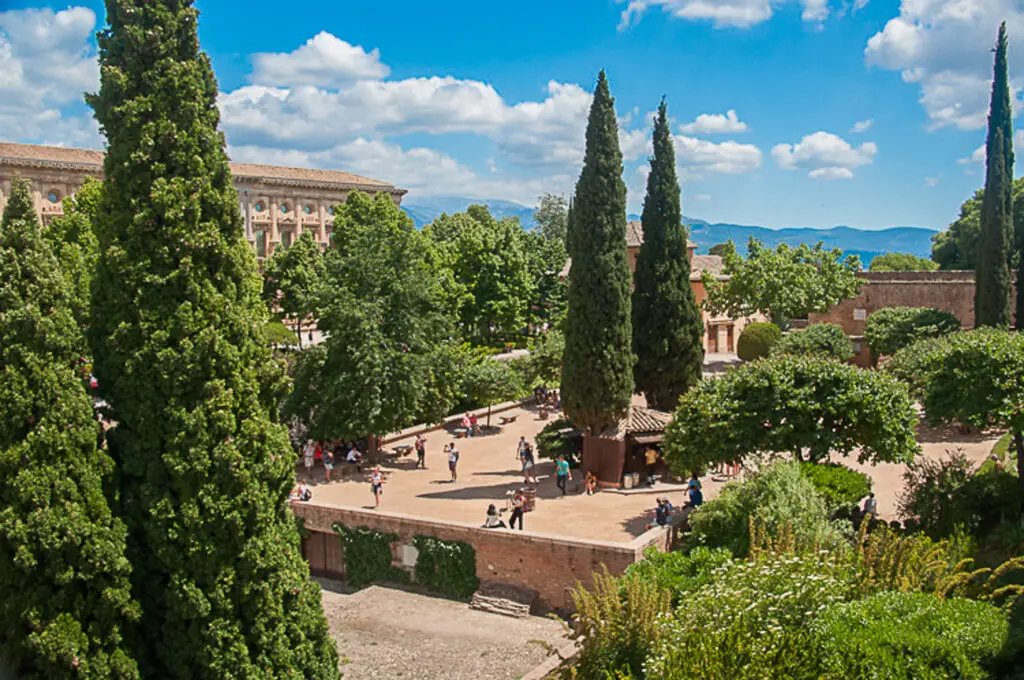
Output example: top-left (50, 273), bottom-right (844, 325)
top-left (413, 535), bottom-right (479, 599)
top-left (334, 523), bottom-right (408, 588)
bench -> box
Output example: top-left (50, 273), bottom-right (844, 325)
top-left (453, 428), bottom-right (468, 438)
top-left (394, 444), bottom-right (413, 456)
top-left (499, 415), bottom-right (518, 425)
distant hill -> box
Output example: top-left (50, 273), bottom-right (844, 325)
top-left (401, 197), bottom-right (939, 263)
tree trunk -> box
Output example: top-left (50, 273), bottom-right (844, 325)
top-left (1014, 429), bottom-right (1024, 520)
top-left (487, 403), bottom-right (492, 428)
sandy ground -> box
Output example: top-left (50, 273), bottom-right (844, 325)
top-left (321, 584), bottom-right (567, 680)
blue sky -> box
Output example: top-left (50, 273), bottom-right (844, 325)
top-left (1, 0), bottom-right (1020, 230)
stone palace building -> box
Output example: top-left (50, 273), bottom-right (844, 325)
top-left (0, 142), bottom-right (406, 259)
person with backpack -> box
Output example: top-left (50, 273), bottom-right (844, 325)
top-left (415, 434), bottom-right (426, 469)
top-left (508, 490), bottom-right (526, 530)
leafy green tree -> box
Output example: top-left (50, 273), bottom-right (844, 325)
top-left (930, 179), bottom-right (1024, 271)
top-left (772, 323), bottom-right (854, 361)
top-left (86, 2), bottom-right (338, 676)
top-left (262, 231), bottom-right (325, 348)
top-left (44, 176), bottom-right (101, 335)
top-left (869, 252), bottom-right (939, 272)
top-left (525, 328), bottom-right (565, 386)
top-left (899, 329), bottom-right (1024, 511)
top-left (975, 22), bottom-right (1015, 328)
top-left (708, 242), bottom-right (733, 257)
top-left (562, 70), bottom-right (634, 433)
top-left (663, 354), bottom-right (919, 475)
top-left (0, 178), bottom-right (140, 679)
top-left (424, 206), bottom-right (534, 345)
top-left (522, 230), bottom-right (568, 331)
top-left (703, 238), bottom-right (862, 328)
top-left (631, 101), bottom-right (704, 411)
top-left (285, 192), bottom-right (455, 440)
top-left (533, 192), bottom-right (569, 242)
top-left (463, 359), bottom-right (523, 427)
top-left (736, 321), bottom-right (782, 361)
top-left (864, 307), bottom-right (961, 358)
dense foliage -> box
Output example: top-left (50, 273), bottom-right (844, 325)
top-left (799, 462), bottom-right (872, 511)
top-left (622, 546), bottom-right (731, 606)
top-left (975, 23), bottom-right (1015, 329)
top-left (261, 231), bottom-right (324, 348)
top-left (411, 536), bottom-right (479, 599)
top-left (533, 192), bottom-right (569, 243)
top-left (702, 238), bottom-right (862, 328)
top-left (561, 70), bottom-right (634, 433)
top-left (772, 323), bottom-right (854, 361)
top-left (461, 358), bottom-right (523, 425)
top-left (43, 176), bottom-right (101, 336)
top-left (930, 178), bottom-right (1024, 271)
top-left (864, 306), bottom-right (961, 358)
top-left (631, 101), bottom-right (704, 411)
top-left (535, 418), bottom-right (581, 463)
top-left (811, 591), bottom-right (1008, 680)
top-left (735, 321), bottom-right (781, 360)
top-left (334, 524), bottom-right (407, 588)
top-left (869, 252), bottom-right (939, 272)
top-left (686, 462), bottom-right (843, 557)
top-left (87, 1), bottom-right (337, 676)
top-left (0, 179), bottom-right (139, 679)
top-left (523, 329), bottom-right (564, 387)
top-left (663, 354), bottom-right (920, 472)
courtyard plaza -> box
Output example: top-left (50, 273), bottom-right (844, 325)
top-left (298, 400), bottom-right (1004, 544)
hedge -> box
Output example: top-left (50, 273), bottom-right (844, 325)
top-left (736, 322), bottom-right (782, 361)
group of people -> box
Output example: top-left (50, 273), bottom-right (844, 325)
top-left (302, 439), bottom-right (364, 482)
top-left (460, 413), bottom-right (481, 437)
top-left (647, 473), bottom-right (704, 529)
top-left (482, 489), bottom-right (527, 530)
top-left (516, 436), bottom-right (538, 484)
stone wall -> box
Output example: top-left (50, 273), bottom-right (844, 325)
top-left (292, 501), bottom-right (674, 612)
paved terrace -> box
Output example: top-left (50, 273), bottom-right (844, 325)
top-left (299, 400), bottom-right (1003, 544)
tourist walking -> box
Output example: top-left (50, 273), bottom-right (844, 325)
top-left (322, 446), bottom-right (335, 482)
top-left (448, 443), bottom-right (460, 482)
top-left (508, 491), bottom-right (526, 530)
top-left (555, 455), bottom-right (572, 495)
top-left (645, 447), bottom-right (659, 486)
top-left (415, 434), bottom-right (427, 469)
top-left (520, 444), bottom-right (537, 484)
top-left (370, 466), bottom-right (385, 508)
top-left (303, 439), bottom-right (315, 477)
top-left (863, 492), bottom-right (878, 519)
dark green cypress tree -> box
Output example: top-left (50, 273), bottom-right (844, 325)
top-left (976, 22), bottom-right (1014, 328)
top-left (86, 2), bottom-right (338, 677)
top-left (0, 178), bottom-right (140, 679)
top-left (561, 70), bottom-right (633, 433)
top-left (632, 101), bottom-right (704, 410)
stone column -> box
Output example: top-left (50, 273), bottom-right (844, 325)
top-left (294, 197), bottom-right (303, 238)
top-left (319, 202), bottom-right (327, 247)
top-left (269, 197), bottom-right (279, 257)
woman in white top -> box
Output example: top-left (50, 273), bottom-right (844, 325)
top-left (482, 504), bottom-right (506, 528)
top-left (303, 440), bottom-right (315, 477)
top-left (370, 466), bottom-right (386, 508)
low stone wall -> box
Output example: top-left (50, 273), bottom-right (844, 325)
top-left (379, 397), bottom-right (535, 447)
top-left (293, 501), bottom-right (675, 612)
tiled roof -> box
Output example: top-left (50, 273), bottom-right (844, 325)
top-left (599, 406), bottom-right (673, 439)
top-left (0, 142), bottom-right (402, 193)
top-left (690, 254), bottom-right (726, 281)
top-left (626, 220), bottom-right (697, 249)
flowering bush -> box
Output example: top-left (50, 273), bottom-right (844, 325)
top-left (644, 551), bottom-right (856, 679)
top-left (623, 546), bottom-right (732, 606)
top-left (810, 591), bottom-right (1008, 680)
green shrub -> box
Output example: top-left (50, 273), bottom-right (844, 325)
top-left (865, 306), bottom-right (961, 358)
top-left (799, 462), bottom-right (872, 510)
top-left (535, 417), bottom-right (581, 464)
top-left (687, 461), bottom-right (847, 557)
top-left (565, 568), bottom-right (671, 680)
top-left (736, 322), bottom-right (782, 361)
top-left (623, 546), bottom-right (732, 606)
top-left (772, 323), bottom-right (854, 361)
top-left (644, 550), bottom-right (856, 679)
top-left (412, 536), bottom-right (479, 599)
top-left (264, 319), bottom-right (299, 347)
top-left (884, 333), bottom-right (951, 398)
top-left (334, 523), bottom-right (408, 588)
top-left (810, 591), bottom-right (1008, 680)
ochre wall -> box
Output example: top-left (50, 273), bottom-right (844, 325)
top-left (292, 501), bottom-right (673, 612)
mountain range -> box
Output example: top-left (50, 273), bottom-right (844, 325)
top-left (401, 196), bottom-right (940, 264)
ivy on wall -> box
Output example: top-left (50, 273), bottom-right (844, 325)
top-left (334, 522), bottom-right (409, 588)
top-left (413, 535), bottom-right (479, 599)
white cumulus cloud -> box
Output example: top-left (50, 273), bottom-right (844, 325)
top-left (251, 32), bottom-right (389, 87)
top-left (674, 134), bottom-right (763, 178)
top-left (864, 0), bottom-right (1024, 130)
top-left (850, 119), bottom-right (873, 133)
top-left (618, 0), bottom-right (833, 30)
top-left (772, 131), bottom-right (876, 179)
top-left (678, 109), bottom-right (749, 135)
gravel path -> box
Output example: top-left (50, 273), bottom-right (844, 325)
top-left (321, 584), bottom-right (568, 679)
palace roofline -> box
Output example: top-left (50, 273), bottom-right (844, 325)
top-left (0, 142), bottom-right (405, 196)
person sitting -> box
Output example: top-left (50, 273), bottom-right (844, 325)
top-left (482, 503), bottom-right (507, 529)
top-left (346, 446), bottom-right (363, 472)
top-left (461, 414), bottom-right (472, 437)
top-left (646, 498), bottom-right (673, 530)
top-left (469, 413), bottom-right (480, 436)
top-left (290, 481), bottom-right (312, 502)
top-left (584, 471), bottom-right (598, 496)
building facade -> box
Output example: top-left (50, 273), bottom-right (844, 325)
top-left (0, 142), bottom-right (406, 259)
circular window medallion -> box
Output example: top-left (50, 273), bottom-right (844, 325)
top-left (280, 203), bottom-right (289, 214)
top-left (303, 204), bottom-right (313, 214)
top-left (254, 201), bottom-right (265, 212)
top-left (47, 190), bottom-right (61, 203)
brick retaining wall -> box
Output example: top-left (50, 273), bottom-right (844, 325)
top-left (292, 501), bottom-right (676, 612)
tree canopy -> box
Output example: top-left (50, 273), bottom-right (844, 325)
top-left (771, 323), bottom-right (854, 361)
top-left (44, 176), bottom-right (101, 336)
top-left (864, 307), bottom-right (961, 358)
top-left (930, 179), bottom-right (1024, 271)
top-left (87, 0), bottom-right (338, 675)
top-left (561, 70), bottom-right (634, 433)
top-left (0, 178), bottom-right (140, 679)
top-left (869, 252), bottom-right (939, 272)
top-left (702, 238), bottom-right (862, 328)
top-left (631, 100), bottom-right (703, 411)
top-left (261, 231), bottom-right (325, 348)
top-left (662, 354), bottom-right (919, 474)
top-left (708, 242), bottom-right (733, 257)
top-left (533, 193), bottom-right (569, 243)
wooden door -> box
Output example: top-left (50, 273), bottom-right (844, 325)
top-left (726, 325), bottom-right (735, 352)
top-left (708, 325), bottom-right (718, 353)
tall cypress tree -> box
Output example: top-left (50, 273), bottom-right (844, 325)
top-left (0, 178), bottom-right (140, 678)
top-left (976, 22), bottom-right (1014, 328)
top-left (632, 101), bottom-right (704, 410)
top-left (86, 2), bottom-right (338, 677)
top-left (562, 70), bottom-right (633, 433)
